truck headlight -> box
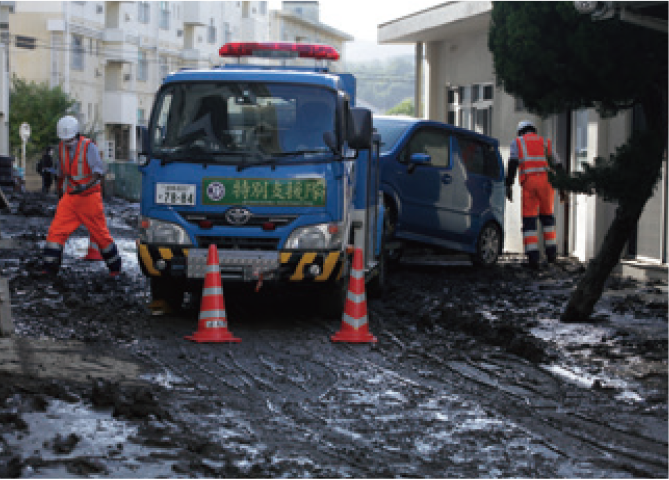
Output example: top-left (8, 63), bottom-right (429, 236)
top-left (285, 223), bottom-right (343, 250)
top-left (139, 216), bottom-right (193, 245)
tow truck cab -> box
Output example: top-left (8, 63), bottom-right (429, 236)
top-left (136, 43), bottom-right (385, 312)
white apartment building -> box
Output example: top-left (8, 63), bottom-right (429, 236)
top-left (270, 1), bottom-right (352, 70)
top-left (8, 1), bottom-right (350, 163)
top-left (0, 2), bottom-right (11, 156)
top-left (379, 2), bottom-right (668, 276)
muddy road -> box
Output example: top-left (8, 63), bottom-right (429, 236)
top-left (0, 192), bottom-right (667, 478)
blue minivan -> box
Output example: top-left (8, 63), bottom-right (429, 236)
top-left (374, 115), bottom-right (505, 266)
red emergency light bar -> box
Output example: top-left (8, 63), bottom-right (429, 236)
top-left (219, 42), bottom-right (340, 61)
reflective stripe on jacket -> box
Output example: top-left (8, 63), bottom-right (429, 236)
top-left (515, 133), bottom-right (551, 184)
top-left (59, 137), bottom-right (100, 194)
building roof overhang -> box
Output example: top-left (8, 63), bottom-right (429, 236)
top-left (378, 1), bottom-right (492, 44)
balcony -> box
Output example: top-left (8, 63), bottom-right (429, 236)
top-left (183, 4), bottom-right (207, 26)
top-left (180, 49), bottom-right (201, 61)
top-left (102, 38), bottom-right (138, 64)
top-left (103, 91), bottom-right (138, 126)
top-left (102, 28), bottom-right (124, 43)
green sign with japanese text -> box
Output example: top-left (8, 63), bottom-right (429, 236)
top-left (202, 178), bottom-right (326, 206)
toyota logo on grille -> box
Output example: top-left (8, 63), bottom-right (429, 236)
top-left (225, 207), bottom-right (252, 226)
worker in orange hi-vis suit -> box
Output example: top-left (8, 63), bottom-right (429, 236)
top-left (41, 115), bottom-right (122, 277)
top-left (506, 120), bottom-right (564, 270)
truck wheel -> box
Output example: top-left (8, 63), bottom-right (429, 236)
top-left (318, 253), bottom-right (350, 319)
top-left (318, 277), bottom-right (348, 320)
top-left (150, 277), bottom-right (185, 312)
top-left (471, 222), bottom-right (501, 267)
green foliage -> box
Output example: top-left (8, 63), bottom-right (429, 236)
top-left (385, 98), bottom-right (414, 116)
top-left (346, 56), bottom-right (415, 112)
top-left (488, 2), bottom-right (666, 118)
top-left (549, 130), bottom-right (665, 206)
top-left (9, 75), bottom-right (75, 158)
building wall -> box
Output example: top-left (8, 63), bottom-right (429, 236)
top-left (380, 2), bottom-right (667, 266)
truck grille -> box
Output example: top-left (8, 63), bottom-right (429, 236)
top-left (196, 236), bottom-right (280, 251)
top-left (180, 212), bottom-right (297, 228)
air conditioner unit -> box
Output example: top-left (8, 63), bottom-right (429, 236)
top-left (123, 74), bottom-right (131, 81)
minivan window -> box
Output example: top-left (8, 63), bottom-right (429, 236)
top-left (457, 136), bottom-right (500, 179)
top-left (373, 118), bottom-right (412, 154)
top-left (401, 128), bottom-right (450, 168)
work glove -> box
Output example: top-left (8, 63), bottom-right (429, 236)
top-left (559, 190), bottom-right (567, 203)
top-left (505, 185), bottom-right (513, 202)
top-left (57, 189), bottom-right (63, 200)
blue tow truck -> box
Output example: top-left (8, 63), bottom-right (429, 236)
top-left (136, 42), bottom-right (385, 315)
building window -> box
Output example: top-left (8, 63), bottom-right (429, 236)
top-left (474, 106), bottom-right (493, 136)
top-left (259, 1), bottom-right (267, 15)
top-left (71, 34), bottom-right (84, 70)
top-left (207, 19), bottom-right (216, 44)
top-left (139, 2), bottom-right (150, 24)
top-left (242, 1), bottom-right (249, 18)
top-left (138, 108), bottom-right (146, 126)
top-left (159, 56), bottom-right (169, 81)
top-left (483, 84), bottom-right (494, 101)
top-left (138, 51), bottom-right (148, 81)
top-left (224, 23), bottom-right (232, 43)
top-left (446, 87), bottom-right (458, 125)
top-left (472, 83), bottom-right (493, 136)
top-left (159, 2), bottom-right (170, 30)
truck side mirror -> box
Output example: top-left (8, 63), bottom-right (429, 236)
top-left (348, 107), bottom-right (372, 150)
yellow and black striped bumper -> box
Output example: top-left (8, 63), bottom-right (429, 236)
top-left (137, 243), bottom-right (344, 282)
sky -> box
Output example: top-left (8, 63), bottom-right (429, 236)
top-left (267, 0), bottom-right (445, 61)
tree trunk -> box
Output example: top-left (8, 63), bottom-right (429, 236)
top-left (560, 200), bottom-right (645, 322)
top-left (561, 91), bottom-right (667, 322)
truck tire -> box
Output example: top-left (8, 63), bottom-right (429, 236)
top-left (318, 251), bottom-right (350, 320)
top-left (318, 277), bottom-right (348, 320)
top-left (471, 222), bottom-right (501, 267)
top-left (150, 277), bottom-right (186, 312)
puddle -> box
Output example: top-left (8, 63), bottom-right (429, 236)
top-left (5, 399), bottom-right (181, 478)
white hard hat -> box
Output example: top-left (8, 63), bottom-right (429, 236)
top-left (517, 120), bottom-right (535, 136)
top-left (57, 115), bottom-right (79, 141)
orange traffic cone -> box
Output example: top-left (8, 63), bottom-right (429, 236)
top-left (331, 246), bottom-right (377, 343)
top-left (185, 244), bottom-right (241, 343)
top-left (83, 237), bottom-right (103, 261)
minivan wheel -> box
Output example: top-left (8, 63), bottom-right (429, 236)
top-left (384, 202), bottom-right (404, 266)
top-left (471, 223), bottom-right (501, 267)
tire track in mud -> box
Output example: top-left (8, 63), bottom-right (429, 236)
top-left (133, 289), bottom-right (666, 478)
top-left (363, 321), bottom-right (668, 477)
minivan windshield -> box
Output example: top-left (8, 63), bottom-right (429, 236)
top-left (150, 82), bottom-right (337, 164)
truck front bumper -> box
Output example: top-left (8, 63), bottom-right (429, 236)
top-left (137, 243), bottom-right (345, 283)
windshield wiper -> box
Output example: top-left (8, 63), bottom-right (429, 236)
top-left (157, 148), bottom-right (250, 166)
top-left (272, 150), bottom-right (328, 157)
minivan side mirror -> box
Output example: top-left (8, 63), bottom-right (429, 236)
top-left (409, 153), bottom-right (431, 165)
top-left (348, 107), bottom-right (372, 151)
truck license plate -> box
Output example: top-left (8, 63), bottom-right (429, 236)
top-left (156, 183), bottom-right (196, 205)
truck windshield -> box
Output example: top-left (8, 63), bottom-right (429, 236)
top-left (150, 82), bottom-right (338, 163)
